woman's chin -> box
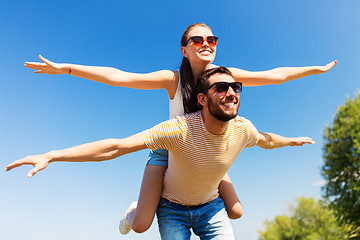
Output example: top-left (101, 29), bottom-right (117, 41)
top-left (198, 56), bottom-right (215, 64)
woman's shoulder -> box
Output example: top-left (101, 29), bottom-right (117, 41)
top-left (152, 69), bottom-right (178, 79)
top-left (167, 70), bottom-right (180, 100)
top-left (147, 69), bottom-right (179, 99)
top-left (209, 63), bottom-right (218, 68)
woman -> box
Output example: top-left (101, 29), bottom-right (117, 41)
top-left (25, 23), bottom-right (337, 235)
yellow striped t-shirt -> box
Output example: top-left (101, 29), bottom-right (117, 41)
top-left (143, 111), bottom-right (259, 206)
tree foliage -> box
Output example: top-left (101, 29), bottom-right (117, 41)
top-left (258, 197), bottom-right (351, 240)
top-left (322, 92), bottom-right (360, 236)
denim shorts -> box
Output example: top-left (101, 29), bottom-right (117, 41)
top-left (156, 197), bottom-right (234, 240)
top-left (146, 149), bottom-right (168, 167)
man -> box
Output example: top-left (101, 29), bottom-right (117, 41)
top-left (6, 67), bottom-right (314, 239)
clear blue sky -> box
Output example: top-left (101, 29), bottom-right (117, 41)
top-left (1, 1), bottom-right (359, 239)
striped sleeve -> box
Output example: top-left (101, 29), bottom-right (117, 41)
top-left (143, 117), bottom-right (181, 151)
top-left (244, 119), bottom-right (260, 148)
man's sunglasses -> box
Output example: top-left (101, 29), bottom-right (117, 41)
top-left (202, 82), bottom-right (243, 94)
top-left (185, 36), bottom-right (219, 47)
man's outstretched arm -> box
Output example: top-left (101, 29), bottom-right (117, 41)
top-left (256, 132), bottom-right (315, 149)
top-left (6, 132), bottom-right (147, 178)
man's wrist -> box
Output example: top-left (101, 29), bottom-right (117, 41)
top-left (288, 137), bottom-right (297, 146)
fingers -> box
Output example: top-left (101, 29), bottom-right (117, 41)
top-left (39, 55), bottom-right (53, 65)
top-left (27, 166), bottom-right (42, 178)
top-left (24, 55), bottom-right (53, 71)
top-left (308, 139), bottom-right (315, 144)
top-left (6, 159), bottom-right (26, 171)
top-left (317, 60), bottom-right (338, 74)
top-left (24, 62), bottom-right (46, 69)
top-left (328, 60), bottom-right (337, 68)
top-left (25, 55), bottom-right (62, 74)
top-left (6, 162), bottom-right (18, 171)
top-left (300, 140), bottom-right (315, 145)
top-left (27, 160), bottom-right (49, 178)
top-left (25, 62), bottom-right (48, 74)
top-left (301, 137), bottom-right (315, 145)
top-left (293, 137), bottom-right (315, 146)
top-left (289, 137), bottom-right (315, 146)
top-left (304, 137), bottom-right (314, 143)
top-left (324, 60), bottom-right (338, 71)
top-left (6, 155), bottom-right (49, 178)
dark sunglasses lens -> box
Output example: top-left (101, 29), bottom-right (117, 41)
top-left (207, 36), bottom-right (218, 45)
top-left (231, 83), bottom-right (242, 93)
top-left (214, 82), bottom-right (242, 93)
top-left (215, 83), bottom-right (229, 93)
top-left (191, 36), bottom-right (204, 44)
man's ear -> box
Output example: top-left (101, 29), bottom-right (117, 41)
top-left (180, 46), bottom-right (189, 58)
top-left (197, 93), bottom-right (207, 107)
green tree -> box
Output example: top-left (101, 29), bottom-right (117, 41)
top-left (258, 197), bottom-right (350, 240)
top-left (322, 92), bottom-right (360, 237)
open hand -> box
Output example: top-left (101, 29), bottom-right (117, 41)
top-left (316, 60), bottom-right (337, 74)
top-left (25, 55), bottom-right (67, 75)
top-left (6, 154), bottom-right (51, 178)
top-left (289, 137), bottom-right (315, 146)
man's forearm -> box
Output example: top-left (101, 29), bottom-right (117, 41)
top-left (49, 133), bottom-right (147, 162)
top-left (6, 132), bottom-right (147, 178)
top-left (258, 132), bottom-right (315, 149)
top-left (48, 138), bottom-right (124, 163)
top-left (258, 132), bottom-right (290, 149)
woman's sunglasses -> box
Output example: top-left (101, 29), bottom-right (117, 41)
top-left (185, 36), bottom-right (219, 48)
top-left (202, 82), bottom-right (243, 95)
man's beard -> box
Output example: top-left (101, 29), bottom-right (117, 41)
top-left (208, 96), bottom-right (239, 122)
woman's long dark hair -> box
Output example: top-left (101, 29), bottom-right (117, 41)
top-left (179, 23), bottom-right (212, 114)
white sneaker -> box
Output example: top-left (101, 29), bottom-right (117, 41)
top-left (119, 201), bottom-right (137, 235)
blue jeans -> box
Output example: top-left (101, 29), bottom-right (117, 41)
top-left (146, 149), bottom-right (168, 166)
top-left (157, 197), bottom-right (234, 240)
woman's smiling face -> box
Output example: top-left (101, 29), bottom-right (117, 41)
top-left (181, 26), bottom-right (217, 65)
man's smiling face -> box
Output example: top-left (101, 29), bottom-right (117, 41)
top-left (205, 74), bottom-right (240, 122)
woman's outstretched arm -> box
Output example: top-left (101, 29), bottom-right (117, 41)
top-left (229, 60), bottom-right (337, 86)
top-left (25, 55), bottom-right (178, 97)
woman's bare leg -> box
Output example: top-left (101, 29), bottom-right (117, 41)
top-left (218, 173), bottom-right (243, 219)
top-left (124, 169), bottom-right (240, 233)
top-left (127, 165), bottom-right (167, 233)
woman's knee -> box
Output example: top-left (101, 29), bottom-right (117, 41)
top-left (227, 204), bottom-right (243, 219)
top-left (131, 219), bottom-right (152, 233)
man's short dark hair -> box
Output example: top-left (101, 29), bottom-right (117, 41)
top-left (196, 66), bottom-right (234, 95)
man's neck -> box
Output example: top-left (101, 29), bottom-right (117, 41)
top-left (200, 109), bottom-right (230, 135)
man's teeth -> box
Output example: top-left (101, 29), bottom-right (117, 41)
top-left (223, 103), bottom-right (235, 106)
